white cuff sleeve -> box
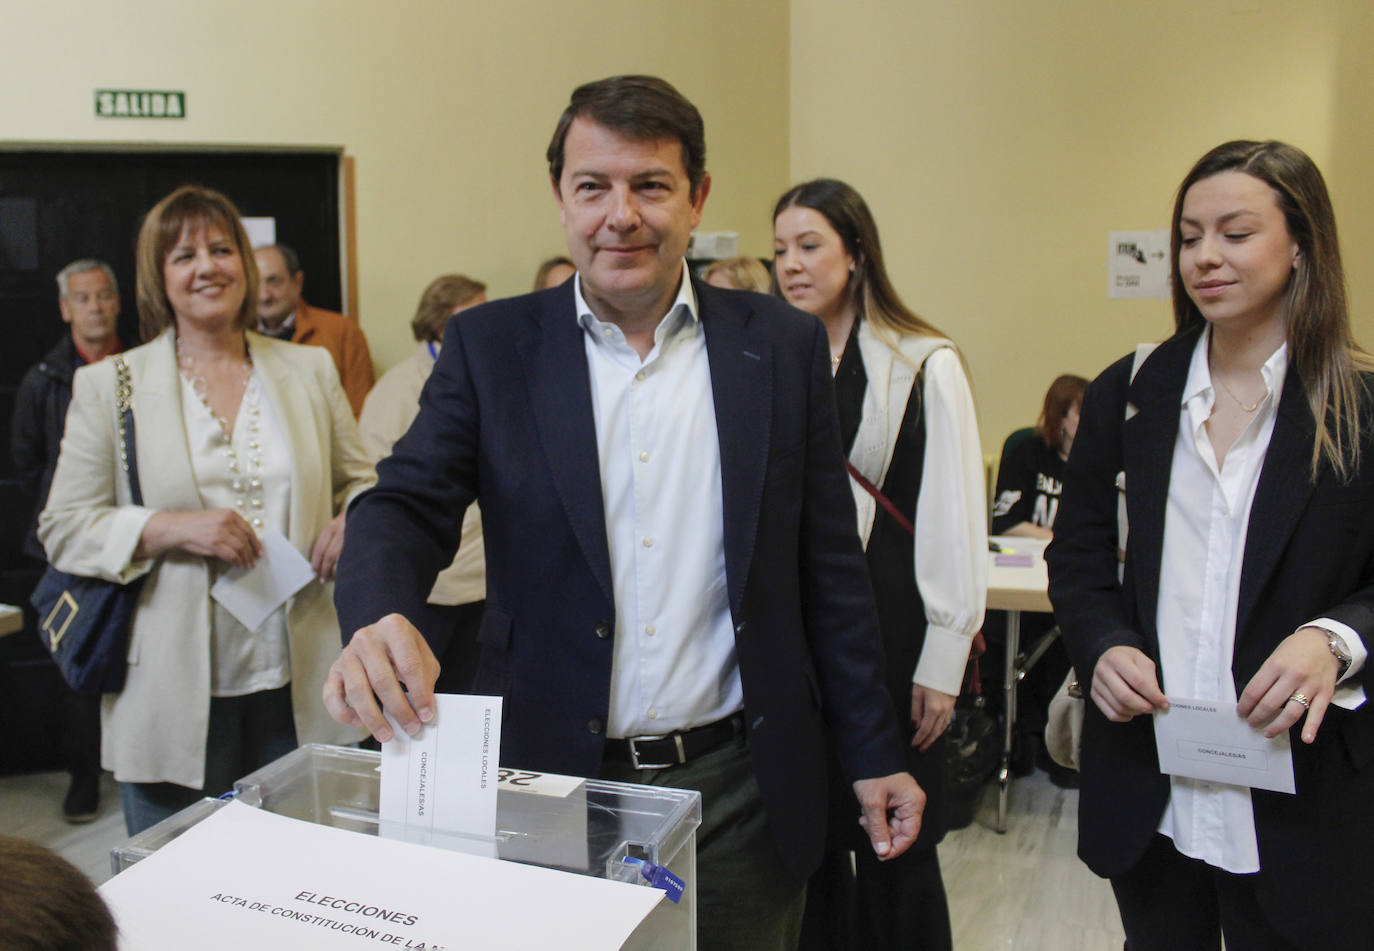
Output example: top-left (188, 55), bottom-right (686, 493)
top-left (910, 349), bottom-right (986, 695)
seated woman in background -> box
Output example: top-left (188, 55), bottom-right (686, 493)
top-left (1049, 140), bottom-right (1374, 948)
top-left (991, 373), bottom-right (1088, 538)
top-left (358, 274), bottom-right (487, 693)
top-left (532, 255), bottom-right (575, 291)
top-left (702, 255), bottom-right (770, 293)
top-left (774, 178), bottom-right (985, 951)
top-left (39, 185), bottom-right (375, 834)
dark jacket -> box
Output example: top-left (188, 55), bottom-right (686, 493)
top-left (1047, 325), bottom-right (1374, 947)
top-left (10, 335), bottom-right (83, 562)
top-left (336, 278), bottom-right (906, 881)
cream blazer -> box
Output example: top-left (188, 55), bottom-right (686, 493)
top-left (357, 343), bottom-right (485, 606)
top-left (38, 331), bottom-right (373, 788)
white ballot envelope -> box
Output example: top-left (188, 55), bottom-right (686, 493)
top-left (210, 528), bottom-right (315, 631)
top-left (1154, 697), bottom-right (1296, 794)
top-left (380, 694), bottom-right (503, 856)
top-left (99, 800), bottom-right (662, 950)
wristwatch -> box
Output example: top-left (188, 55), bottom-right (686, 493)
top-left (1327, 630), bottom-right (1353, 680)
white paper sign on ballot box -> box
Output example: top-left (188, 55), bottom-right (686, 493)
top-left (98, 800), bottom-right (663, 950)
top-left (100, 695), bottom-right (663, 949)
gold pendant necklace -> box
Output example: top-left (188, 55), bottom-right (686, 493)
top-left (1215, 375), bottom-right (1263, 413)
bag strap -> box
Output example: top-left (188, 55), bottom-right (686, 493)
top-left (113, 355), bottom-right (143, 506)
top-left (843, 460), bottom-right (988, 693)
top-left (845, 462), bottom-right (914, 536)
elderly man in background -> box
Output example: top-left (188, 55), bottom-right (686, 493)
top-left (254, 243), bottom-right (375, 416)
top-left (10, 258), bottom-right (124, 823)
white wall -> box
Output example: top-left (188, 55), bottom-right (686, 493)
top-left (2, 0), bottom-right (791, 371)
top-left (790, 0), bottom-right (1373, 449)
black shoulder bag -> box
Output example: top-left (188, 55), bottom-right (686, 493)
top-left (31, 354), bottom-right (146, 694)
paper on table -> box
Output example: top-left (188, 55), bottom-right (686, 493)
top-left (99, 800), bottom-right (663, 950)
top-left (1154, 697), bottom-right (1295, 794)
top-left (209, 529), bottom-right (315, 631)
top-left (380, 694), bottom-right (503, 857)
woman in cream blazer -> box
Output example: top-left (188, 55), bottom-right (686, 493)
top-left (40, 186), bottom-right (373, 833)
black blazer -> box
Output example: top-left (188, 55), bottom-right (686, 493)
top-left (336, 278), bottom-right (906, 880)
top-left (1047, 325), bottom-right (1374, 945)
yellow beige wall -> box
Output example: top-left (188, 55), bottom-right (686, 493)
top-left (6, 0), bottom-right (1370, 421)
top-left (790, 0), bottom-right (1374, 451)
top-left (2, 0), bottom-right (790, 371)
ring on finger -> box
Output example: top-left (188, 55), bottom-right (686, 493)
top-left (1287, 692), bottom-right (1311, 709)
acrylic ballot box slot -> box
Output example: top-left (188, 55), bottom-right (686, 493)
top-left (111, 743), bottom-right (700, 950)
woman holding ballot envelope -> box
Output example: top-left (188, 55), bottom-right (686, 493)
top-left (1047, 140), bottom-right (1374, 948)
top-left (40, 185), bottom-right (373, 834)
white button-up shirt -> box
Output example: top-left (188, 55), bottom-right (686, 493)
top-left (1156, 329), bottom-right (1365, 872)
top-left (575, 269), bottom-right (742, 739)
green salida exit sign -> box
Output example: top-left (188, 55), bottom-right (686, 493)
top-left (95, 89), bottom-right (186, 119)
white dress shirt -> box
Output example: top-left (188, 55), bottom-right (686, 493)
top-left (181, 371), bottom-right (294, 697)
top-left (1156, 329), bottom-right (1365, 873)
top-left (575, 269), bottom-right (743, 739)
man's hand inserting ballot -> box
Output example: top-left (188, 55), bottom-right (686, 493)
top-left (323, 613), bottom-right (440, 743)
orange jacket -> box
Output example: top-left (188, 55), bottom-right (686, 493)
top-left (292, 302), bottom-right (374, 417)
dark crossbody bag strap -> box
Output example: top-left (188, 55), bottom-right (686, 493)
top-left (113, 355), bottom-right (143, 505)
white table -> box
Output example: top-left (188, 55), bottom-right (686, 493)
top-left (986, 536), bottom-right (1052, 833)
top-left (0, 603), bottom-right (24, 638)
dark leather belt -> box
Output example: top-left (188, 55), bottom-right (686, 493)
top-left (605, 712), bottom-right (745, 770)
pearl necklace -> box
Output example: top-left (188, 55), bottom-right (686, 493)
top-left (177, 337), bottom-right (266, 531)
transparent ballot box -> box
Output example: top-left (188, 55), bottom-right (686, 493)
top-left (111, 743), bottom-right (701, 950)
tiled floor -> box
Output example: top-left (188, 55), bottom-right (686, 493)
top-left (0, 766), bottom-right (1124, 949)
top-left (2, 769), bottom-right (126, 886)
top-left (941, 774), bottom-right (1125, 949)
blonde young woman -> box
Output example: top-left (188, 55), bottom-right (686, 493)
top-left (40, 185), bottom-right (373, 834)
top-left (1049, 140), bottom-right (1374, 948)
top-left (774, 178), bottom-right (986, 950)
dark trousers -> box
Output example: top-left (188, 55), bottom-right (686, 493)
top-left (801, 729), bottom-right (952, 951)
top-left (1111, 834), bottom-right (1298, 950)
top-left (119, 685), bottom-right (298, 835)
top-left (62, 684), bottom-right (101, 779)
top-left (800, 844), bottom-right (951, 951)
top-left (600, 732), bottom-right (805, 951)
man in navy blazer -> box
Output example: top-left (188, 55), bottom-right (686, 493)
top-left (325, 75), bottom-right (922, 947)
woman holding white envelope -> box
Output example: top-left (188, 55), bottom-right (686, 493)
top-left (1048, 140), bottom-right (1374, 949)
top-left (40, 185), bottom-right (373, 835)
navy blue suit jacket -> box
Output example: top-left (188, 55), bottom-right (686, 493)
top-left (336, 277), bottom-right (905, 879)
top-left (1047, 325), bottom-right (1374, 945)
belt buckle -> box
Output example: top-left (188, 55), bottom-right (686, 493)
top-left (626, 732), bottom-right (686, 770)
